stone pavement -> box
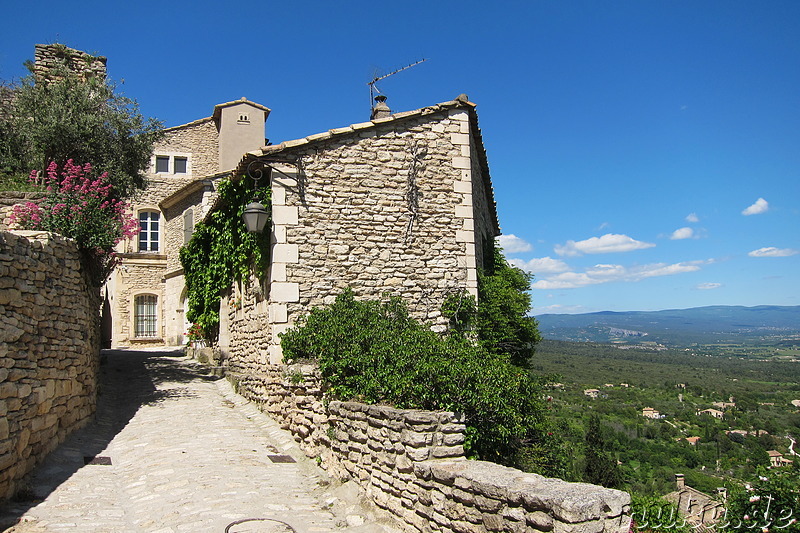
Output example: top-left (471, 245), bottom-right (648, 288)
top-left (0, 349), bottom-right (400, 533)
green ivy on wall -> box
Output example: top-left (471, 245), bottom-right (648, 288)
top-left (179, 175), bottom-right (271, 344)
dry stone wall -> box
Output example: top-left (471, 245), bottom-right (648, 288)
top-left (0, 192), bottom-right (44, 231)
top-left (33, 44), bottom-right (107, 83)
top-left (0, 230), bottom-right (100, 500)
top-left (217, 360), bottom-right (631, 533)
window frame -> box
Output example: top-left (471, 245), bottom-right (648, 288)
top-left (138, 209), bottom-right (161, 253)
top-left (133, 293), bottom-right (159, 339)
top-left (152, 153), bottom-right (191, 175)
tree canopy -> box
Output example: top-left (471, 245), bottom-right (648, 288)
top-left (0, 59), bottom-right (163, 198)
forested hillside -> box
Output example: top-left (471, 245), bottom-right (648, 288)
top-left (533, 339), bottom-right (800, 495)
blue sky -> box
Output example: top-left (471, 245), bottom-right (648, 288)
top-left (2, 1), bottom-right (798, 314)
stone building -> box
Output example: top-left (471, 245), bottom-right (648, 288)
top-left (103, 97), bottom-right (270, 347)
top-left (106, 91), bottom-right (500, 356)
top-left (218, 94), bottom-right (499, 372)
top-left (665, 474), bottom-right (725, 528)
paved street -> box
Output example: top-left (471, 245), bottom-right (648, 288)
top-left (0, 350), bottom-right (396, 533)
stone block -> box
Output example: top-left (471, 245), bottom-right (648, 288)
top-left (271, 244), bottom-right (299, 264)
top-left (272, 205), bottom-right (298, 225)
top-left (455, 205), bottom-right (474, 219)
top-left (452, 157), bottom-right (471, 170)
top-left (269, 303), bottom-right (288, 323)
top-left (269, 263), bottom-right (287, 282)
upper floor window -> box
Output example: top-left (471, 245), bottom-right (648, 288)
top-left (238, 113), bottom-right (250, 123)
top-left (153, 154), bottom-right (190, 174)
top-left (155, 156), bottom-right (170, 173)
top-left (139, 210), bottom-right (160, 252)
top-left (174, 157), bottom-right (187, 174)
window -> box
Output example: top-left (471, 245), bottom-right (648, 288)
top-left (238, 113), bottom-right (250, 123)
top-left (138, 210), bottom-right (160, 252)
top-left (134, 295), bottom-right (158, 338)
top-left (153, 154), bottom-right (190, 174)
top-left (183, 208), bottom-right (194, 244)
top-left (155, 156), bottom-right (170, 173)
top-left (174, 157), bottom-right (187, 174)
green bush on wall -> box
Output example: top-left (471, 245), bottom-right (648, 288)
top-left (281, 289), bottom-right (565, 475)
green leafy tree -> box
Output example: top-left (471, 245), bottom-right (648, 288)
top-left (442, 242), bottom-right (541, 368)
top-left (476, 243), bottom-right (541, 367)
top-left (723, 467), bottom-right (799, 532)
top-left (585, 414), bottom-right (623, 488)
top-left (0, 58), bottom-right (162, 197)
top-left (630, 493), bottom-right (690, 533)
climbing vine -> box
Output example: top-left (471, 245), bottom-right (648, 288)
top-left (179, 175), bottom-right (271, 344)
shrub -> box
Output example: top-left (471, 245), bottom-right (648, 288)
top-left (722, 467), bottom-right (799, 532)
top-left (10, 160), bottom-right (138, 284)
top-left (281, 289), bottom-right (564, 474)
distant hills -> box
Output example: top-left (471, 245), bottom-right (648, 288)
top-left (534, 305), bottom-right (800, 346)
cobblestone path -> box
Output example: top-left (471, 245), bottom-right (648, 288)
top-left (0, 350), bottom-right (394, 533)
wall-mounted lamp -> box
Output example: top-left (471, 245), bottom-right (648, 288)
top-left (241, 160), bottom-right (270, 234)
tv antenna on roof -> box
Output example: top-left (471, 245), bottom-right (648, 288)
top-left (368, 58), bottom-right (427, 113)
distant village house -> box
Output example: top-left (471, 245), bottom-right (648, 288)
top-left (696, 408), bottom-right (724, 420)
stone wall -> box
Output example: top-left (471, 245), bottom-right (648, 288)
top-left (33, 44), bottom-right (107, 83)
top-left (152, 119), bottom-right (219, 179)
top-left (0, 230), bottom-right (101, 500)
top-left (0, 192), bottom-right (44, 231)
top-left (106, 258), bottom-right (166, 346)
top-left (219, 360), bottom-right (631, 533)
top-left (224, 104), bottom-right (497, 371)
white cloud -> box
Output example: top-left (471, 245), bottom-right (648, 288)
top-left (554, 233), bottom-right (655, 257)
top-left (748, 247), bottom-right (800, 258)
top-left (531, 260), bottom-right (709, 290)
top-left (509, 257), bottom-right (570, 274)
top-left (696, 282), bottom-right (722, 290)
top-left (670, 227), bottom-right (695, 240)
top-left (686, 213), bottom-right (699, 223)
top-left (742, 198), bottom-right (769, 216)
top-left (497, 234), bottom-right (533, 253)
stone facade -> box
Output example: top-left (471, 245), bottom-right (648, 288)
top-left (215, 357), bottom-right (631, 533)
top-left (223, 96), bottom-right (499, 369)
top-left (105, 99), bottom-right (269, 348)
top-left (0, 230), bottom-right (100, 500)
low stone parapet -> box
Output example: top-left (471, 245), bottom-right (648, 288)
top-left (227, 363), bottom-right (631, 532)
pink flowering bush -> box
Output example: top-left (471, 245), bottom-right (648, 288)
top-left (11, 160), bottom-right (138, 284)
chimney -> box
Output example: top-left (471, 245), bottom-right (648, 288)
top-left (675, 473), bottom-right (685, 489)
top-left (371, 95), bottom-right (391, 120)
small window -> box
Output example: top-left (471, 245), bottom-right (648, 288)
top-left (134, 295), bottom-right (158, 338)
top-left (138, 210), bottom-right (160, 252)
top-left (183, 208), bottom-right (194, 245)
top-left (155, 156), bottom-right (170, 173)
top-left (238, 113), bottom-right (250, 123)
top-left (174, 157), bottom-right (187, 174)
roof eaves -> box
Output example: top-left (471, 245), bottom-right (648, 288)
top-left (163, 116), bottom-right (214, 132)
